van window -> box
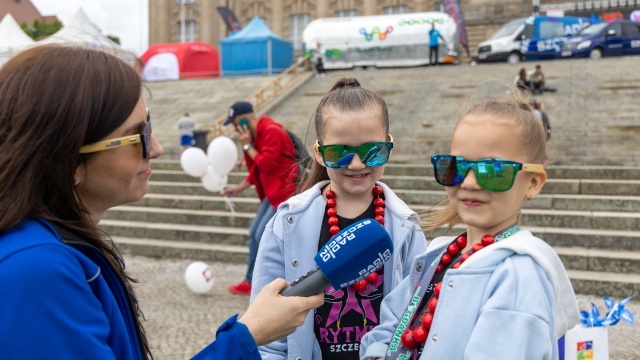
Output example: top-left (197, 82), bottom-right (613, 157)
top-left (539, 20), bottom-right (564, 39)
top-left (490, 19), bottom-right (523, 40)
top-left (521, 24), bottom-right (535, 40)
top-left (622, 23), bottom-right (640, 36)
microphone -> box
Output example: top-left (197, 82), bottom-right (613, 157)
top-left (280, 218), bottom-right (393, 297)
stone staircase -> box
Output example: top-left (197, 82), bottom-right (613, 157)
top-left (104, 57), bottom-right (640, 299)
top-left (104, 160), bottom-right (640, 298)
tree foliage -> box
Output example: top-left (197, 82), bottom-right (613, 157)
top-left (20, 19), bottom-right (63, 40)
top-left (107, 35), bottom-right (121, 45)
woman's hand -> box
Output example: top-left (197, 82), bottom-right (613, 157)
top-left (238, 278), bottom-right (324, 346)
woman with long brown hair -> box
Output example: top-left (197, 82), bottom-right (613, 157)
top-left (0, 44), bottom-right (321, 359)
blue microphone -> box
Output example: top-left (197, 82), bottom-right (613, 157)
top-left (280, 218), bottom-right (393, 297)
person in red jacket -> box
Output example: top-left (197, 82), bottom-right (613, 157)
top-left (221, 101), bottom-right (297, 295)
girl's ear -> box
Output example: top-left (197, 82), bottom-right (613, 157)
top-left (313, 141), bottom-right (326, 167)
top-left (526, 170), bottom-right (547, 200)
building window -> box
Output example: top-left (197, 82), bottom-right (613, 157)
top-left (336, 9), bottom-right (359, 17)
top-left (383, 6), bottom-right (408, 14)
top-left (176, 0), bottom-right (196, 4)
top-left (176, 20), bottom-right (197, 42)
top-left (290, 13), bottom-right (311, 50)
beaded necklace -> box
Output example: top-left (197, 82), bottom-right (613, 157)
top-left (325, 185), bottom-right (385, 292)
top-left (386, 224), bottom-right (520, 359)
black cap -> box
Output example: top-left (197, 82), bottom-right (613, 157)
top-left (223, 101), bottom-right (253, 126)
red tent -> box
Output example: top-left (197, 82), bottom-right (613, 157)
top-left (141, 41), bottom-right (220, 79)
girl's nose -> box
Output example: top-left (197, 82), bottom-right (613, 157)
top-left (347, 152), bottom-right (366, 170)
top-left (149, 134), bottom-right (164, 159)
top-left (460, 168), bottom-right (482, 190)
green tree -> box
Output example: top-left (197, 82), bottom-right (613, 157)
top-left (20, 19), bottom-right (63, 40)
top-left (107, 35), bottom-right (121, 45)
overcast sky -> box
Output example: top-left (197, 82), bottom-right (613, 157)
top-left (31, 0), bottom-right (149, 55)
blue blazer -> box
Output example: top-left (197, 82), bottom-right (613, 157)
top-left (0, 218), bottom-right (259, 360)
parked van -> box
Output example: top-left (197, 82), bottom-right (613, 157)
top-left (476, 16), bottom-right (590, 63)
top-left (302, 12), bottom-right (459, 69)
top-left (561, 21), bottom-right (640, 59)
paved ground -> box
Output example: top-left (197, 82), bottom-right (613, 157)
top-left (126, 255), bottom-right (639, 359)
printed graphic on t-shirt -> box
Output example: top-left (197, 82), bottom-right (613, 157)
top-left (314, 192), bottom-right (385, 360)
top-left (314, 268), bottom-right (384, 359)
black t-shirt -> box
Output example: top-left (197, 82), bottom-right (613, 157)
top-left (313, 194), bottom-right (385, 360)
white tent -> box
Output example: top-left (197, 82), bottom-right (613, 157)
top-left (40, 8), bottom-right (119, 49)
top-left (0, 13), bottom-right (35, 66)
top-left (142, 52), bottom-right (180, 81)
top-left (39, 8), bottom-right (137, 65)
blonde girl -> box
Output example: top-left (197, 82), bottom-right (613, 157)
top-left (360, 87), bottom-right (579, 360)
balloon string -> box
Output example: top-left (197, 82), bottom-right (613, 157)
top-left (224, 195), bottom-right (235, 213)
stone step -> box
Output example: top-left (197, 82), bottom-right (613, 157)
top-left (529, 226), bottom-right (640, 252)
top-left (104, 206), bottom-right (254, 228)
top-left (99, 219), bottom-right (247, 246)
top-left (113, 236), bottom-right (248, 264)
top-left (102, 209), bottom-right (640, 251)
top-left (111, 236), bottom-right (639, 299)
top-left (555, 246), bottom-right (640, 274)
top-left (131, 192), bottom-right (640, 213)
top-left (567, 270), bottom-right (640, 300)
top-left (151, 161), bottom-right (640, 181)
top-left (148, 178), bottom-right (640, 197)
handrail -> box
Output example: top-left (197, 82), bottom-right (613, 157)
top-left (205, 55), bottom-right (312, 139)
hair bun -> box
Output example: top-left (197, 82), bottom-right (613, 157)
top-left (330, 77), bottom-right (361, 92)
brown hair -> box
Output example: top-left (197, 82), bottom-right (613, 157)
top-left (422, 84), bottom-right (546, 233)
top-left (298, 77), bottom-right (390, 193)
top-left (0, 45), bottom-right (152, 358)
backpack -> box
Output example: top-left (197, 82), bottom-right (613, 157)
top-left (283, 129), bottom-right (313, 184)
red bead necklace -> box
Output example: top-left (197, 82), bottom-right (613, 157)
top-left (400, 234), bottom-right (496, 349)
top-left (326, 185), bottom-right (385, 292)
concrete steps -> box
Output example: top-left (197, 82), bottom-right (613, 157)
top-left (109, 57), bottom-right (640, 298)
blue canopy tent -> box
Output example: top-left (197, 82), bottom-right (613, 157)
top-left (220, 17), bottom-right (294, 76)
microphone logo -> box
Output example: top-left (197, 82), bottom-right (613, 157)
top-left (318, 219), bottom-right (374, 262)
top-left (339, 249), bottom-right (392, 288)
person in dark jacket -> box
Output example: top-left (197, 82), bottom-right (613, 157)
top-left (0, 44), bottom-right (322, 360)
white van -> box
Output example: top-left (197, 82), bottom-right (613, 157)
top-left (476, 15), bottom-right (589, 63)
top-left (302, 12), bottom-right (459, 69)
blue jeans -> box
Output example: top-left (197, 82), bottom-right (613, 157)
top-left (246, 199), bottom-right (276, 284)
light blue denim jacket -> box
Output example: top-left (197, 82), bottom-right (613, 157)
top-left (250, 181), bottom-right (428, 360)
top-left (360, 230), bottom-right (579, 360)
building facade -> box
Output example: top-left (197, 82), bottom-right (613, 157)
top-left (0, 0), bottom-right (53, 25)
top-left (148, 0), bottom-right (639, 56)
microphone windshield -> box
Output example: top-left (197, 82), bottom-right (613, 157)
top-left (314, 218), bottom-right (393, 290)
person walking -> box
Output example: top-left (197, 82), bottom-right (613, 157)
top-left (221, 101), bottom-right (298, 296)
top-left (178, 112), bottom-right (195, 154)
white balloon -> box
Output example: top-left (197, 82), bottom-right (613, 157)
top-left (207, 136), bottom-right (239, 175)
top-left (180, 148), bottom-right (209, 177)
top-left (184, 261), bottom-right (215, 294)
top-left (201, 166), bottom-right (228, 192)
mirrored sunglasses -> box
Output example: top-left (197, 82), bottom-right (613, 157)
top-left (79, 108), bottom-right (152, 159)
top-left (431, 154), bottom-right (544, 192)
top-left (317, 140), bottom-right (393, 168)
